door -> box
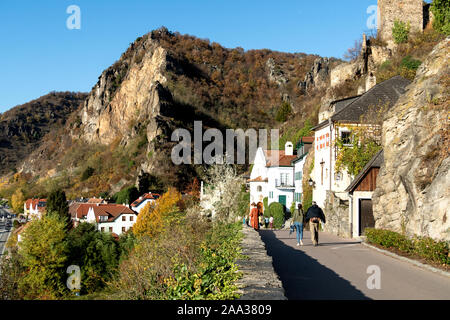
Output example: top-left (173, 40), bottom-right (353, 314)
top-left (359, 199), bottom-right (375, 236)
top-left (278, 195), bottom-right (286, 207)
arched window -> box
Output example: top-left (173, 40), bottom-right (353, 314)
top-left (257, 186), bottom-right (262, 192)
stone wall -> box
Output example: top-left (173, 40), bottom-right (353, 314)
top-left (236, 227), bottom-right (286, 300)
top-left (322, 191), bottom-right (350, 238)
top-left (378, 0), bottom-right (424, 44)
top-left (372, 38), bottom-right (450, 241)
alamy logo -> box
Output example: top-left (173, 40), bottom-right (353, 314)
top-left (366, 5), bottom-right (378, 30)
top-left (171, 121), bottom-right (279, 165)
top-left (66, 5), bottom-right (81, 30)
top-left (366, 265), bottom-right (381, 289)
top-left (66, 265), bottom-right (81, 291)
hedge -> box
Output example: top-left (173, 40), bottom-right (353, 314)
top-left (267, 202), bottom-right (284, 229)
top-left (365, 228), bottom-right (449, 266)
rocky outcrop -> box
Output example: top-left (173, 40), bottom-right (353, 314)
top-left (80, 38), bottom-right (168, 145)
top-left (372, 38), bottom-right (450, 241)
top-left (236, 227), bottom-right (286, 300)
top-left (298, 57), bottom-right (331, 92)
top-left (266, 58), bottom-right (288, 86)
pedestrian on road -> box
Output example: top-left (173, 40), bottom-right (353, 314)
top-left (249, 202), bottom-right (259, 231)
top-left (292, 203), bottom-right (304, 246)
top-left (264, 217), bottom-right (269, 228)
top-left (269, 216), bottom-right (274, 229)
top-left (305, 201), bottom-right (326, 246)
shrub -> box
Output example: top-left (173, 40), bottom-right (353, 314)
top-left (365, 228), bottom-right (449, 265)
top-left (431, 0), bottom-right (450, 35)
top-left (263, 197), bottom-right (269, 218)
top-left (392, 20), bottom-right (410, 44)
top-left (267, 202), bottom-right (284, 229)
top-left (275, 101), bottom-right (293, 123)
top-left (81, 166), bottom-right (95, 181)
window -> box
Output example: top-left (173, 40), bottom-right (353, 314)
top-left (130, 216), bottom-right (134, 222)
top-left (295, 171), bottom-right (302, 181)
top-left (122, 227), bottom-right (126, 233)
top-left (341, 131), bottom-right (352, 145)
top-left (269, 191), bottom-right (273, 199)
top-left (257, 186), bottom-right (262, 192)
top-left (109, 227), bottom-right (113, 232)
top-left (101, 227), bottom-right (105, 232)
top-left (122, 216), bottom-right (126, 221)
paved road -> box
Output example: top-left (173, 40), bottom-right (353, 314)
top-left (259, 228), bottom-right (450, 300)
top-left (0, 207), bottom-right (13, 256)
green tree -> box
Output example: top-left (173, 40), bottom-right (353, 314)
top-left (431, 0), bottom-right (450, 35)
top-left (46, 189), bottom-right (70, 230)
top-left (275, 101), bottom-right (293, 122)
top-left (81, 166), bottom-right (95, 181)
top-left (114, 186), bottom-right (139, 205)
top-left (18, 214), bottom-right (69, 299)
top-left (66, 223), bottom-right (121, 294)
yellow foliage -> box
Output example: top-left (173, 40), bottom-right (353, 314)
top-left (11, 189), bottom-right (25, 214)
top-left (133, 187), bottom-right (182, 238)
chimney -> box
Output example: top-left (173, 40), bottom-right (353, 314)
top-left (285, 141), bottom-right (293, 156)
top-left (365, 72), bottom-right (376, 92)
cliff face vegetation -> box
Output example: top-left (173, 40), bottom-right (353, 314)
top-left (1, 28), bottom-right (336, 199)
top-left (0, 92), bottom-right (87, 175)
top-left (372, 37), bottom-right (450, 241)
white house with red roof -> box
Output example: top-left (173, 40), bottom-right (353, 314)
top-left (248, 142), bottom-right (298, 212)
top-left (130, 193), bottom-right (160, 214)
top-left (23, 198), bottom-right (46, 220)
top-left (70, 203), bottom-right (137, 235)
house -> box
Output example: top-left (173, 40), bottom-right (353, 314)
top-left (23, 198), bottom-right (47, 220)
top-left (70, 203), bottom-right (137, 235)
top-left (291, 137), bottom-right (314, 206)
top-left (248, 141), bottom-right (298, 212)
top-left (311, 76), bottom-right (411, 209)
top-left (87, 197), bottom-right (107, 204)
top-left (346, 150), bottom-right (383, 238)
top-left (130, 193), bottom-right (160, 214)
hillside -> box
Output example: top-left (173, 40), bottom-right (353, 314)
top-left (0, 92), bottom-right (87, 175)
top-left (3, 28), bottom-right (339, 199)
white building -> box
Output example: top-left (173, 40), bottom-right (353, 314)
top-left (311, 76), bottom-right (411, 209)
top-left (23, 198), bottom-right (46, 220)
top-left (248, 141), bottom-right (298, 212)
top-left (130, 193), bottom-right (160, 214)
top-left (70, 203), bottom-right (137, 236)
top-left (292, 137), bottom-right (314, 206)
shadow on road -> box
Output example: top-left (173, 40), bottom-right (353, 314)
top-left (259, 230), bottom-right (370, 300)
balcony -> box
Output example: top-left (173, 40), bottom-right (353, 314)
top-left (275, 181), bottom-right (295, 189)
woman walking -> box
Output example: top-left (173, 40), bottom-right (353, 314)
top-left (292, 203), bottom-right (304, 246)
top-left (249, 202), bottom-right (259, 231)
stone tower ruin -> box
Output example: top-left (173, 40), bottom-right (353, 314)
top-left (377, 0), bottom-right (431, 44)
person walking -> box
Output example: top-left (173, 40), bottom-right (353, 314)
top-left (292, 203), bottom-right (305, 246)
top-left (305, 201), bottom-right (326, 246)
top-left (249, 202), bottom-right (259, 231)
top-left (269, 216), bottom-right (274, 229)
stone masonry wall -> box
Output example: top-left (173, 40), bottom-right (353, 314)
top-left (322, 191), bottom-right (350, 238)
top-left (236, 226), bottom-right (286, 300)
top-left (378, 0), bottom-right (424, 44)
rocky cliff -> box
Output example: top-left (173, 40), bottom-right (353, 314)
top-left (372, 37), bottom-right (450, 241)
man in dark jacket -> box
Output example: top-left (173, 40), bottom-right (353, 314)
top-left (305, 201), bottom-right (326, 246)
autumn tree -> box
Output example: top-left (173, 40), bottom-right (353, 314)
top-left (11, 189), bottom-right (25, 214)
top-left (133, 187), bottom-right (182, 238)
top-left (18, 214), bottom-right (69, 299)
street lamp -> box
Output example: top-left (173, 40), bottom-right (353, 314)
top-left (308, 178), bottom-right (316, 188)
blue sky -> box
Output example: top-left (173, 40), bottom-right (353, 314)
top-left (0, 0), bottom-right (378, 112)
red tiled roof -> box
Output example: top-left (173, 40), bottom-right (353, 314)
top-left (87, 198), bottom-right (106, 204)
top-left (25, 199), bottom-right (47, 211)
top-left (131, 193), bottom-right (160, 208)
top-left (71, 203), bottom-right (136, 222)
top-left (247, 176), bottom-right (268, 183)
top-left (301, 136), bottom-right (314, 143)
top-left (265, 150), bottom-right (297, 167)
